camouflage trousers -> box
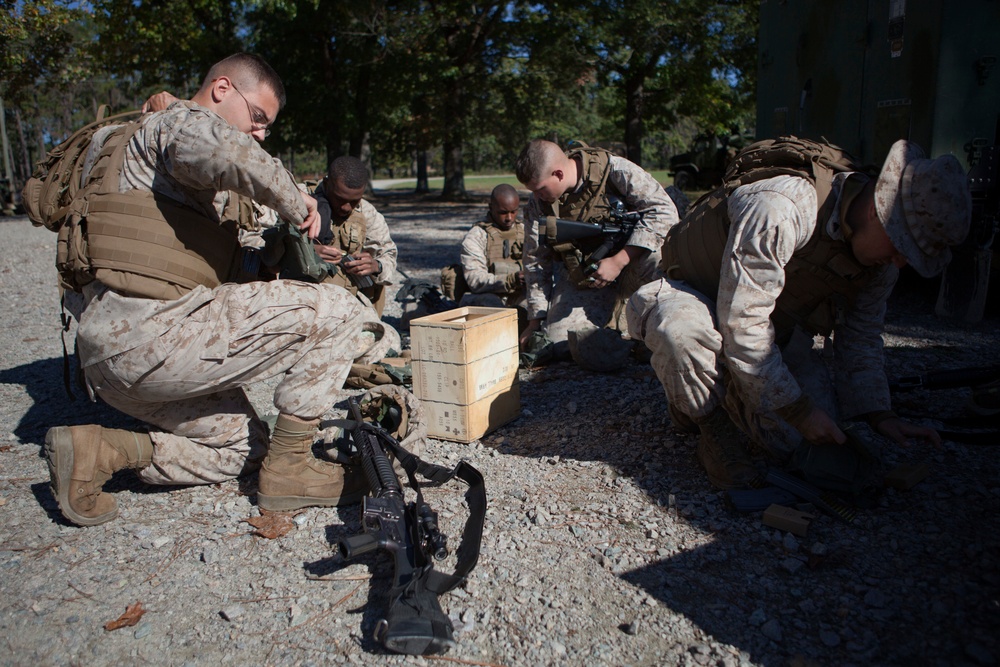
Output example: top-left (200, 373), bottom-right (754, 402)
top-left (626, 278), bottom-right (839, 460)
top-left (81, 281), bottom-right (392, 485)
top-left (544, 248), bottom-right (661, 351)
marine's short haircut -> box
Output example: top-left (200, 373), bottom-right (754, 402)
top-left (327, 156), bottom-right (369, 189)
top-left (491, 183), bottom-right (519, 206)
top-left (204, 53), bottom-right (287, 109)
top-left (514, 139), bottom-right (562, 184)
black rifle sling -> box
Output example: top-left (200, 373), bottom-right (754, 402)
top-left (343, 419), bottom-right (486, 595)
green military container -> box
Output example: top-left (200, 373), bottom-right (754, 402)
top-left (755, 0), bottom-right (999, 321)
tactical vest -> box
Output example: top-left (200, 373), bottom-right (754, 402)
top-left (481, 220), bottom-right (524, 289)
top-left (53, 117), bottom-right (255, 299)
top-left (661, 136), bottom-right (880, 337)
top-left (542, 147), bottom-right (622, 287)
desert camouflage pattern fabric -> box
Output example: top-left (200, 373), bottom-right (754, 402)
top-left (522, 154), bottom-right (678, 340)
top-left (459, 221), bottom-right (526, 308)
top-left (314, 191), bottom-right (398, 285)
top-left (627, 174), bottom-right (897, 457)
top-left (72, 99), bottom-right (389, 485)
top-left (118, 101), bottom-right (306, 226)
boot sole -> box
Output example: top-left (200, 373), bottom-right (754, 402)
top-left (257, 489), bottom-right (367, 512)
top-left (45, 426), bottom-right (118, 527)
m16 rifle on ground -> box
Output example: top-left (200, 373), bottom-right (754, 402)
top-left (337, 397), bottom-right (485, 655)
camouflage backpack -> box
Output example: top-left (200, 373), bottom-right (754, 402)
top-left (23, 107), bottom-right (141, 232)
top-left (439, 263), bottom-right (469, 302)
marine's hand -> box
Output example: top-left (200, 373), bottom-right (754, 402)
top-left (590, 253), bottom-right (627, 287)
top-left (298, 192), bottom-right (321, 239)
top-left (141, 91), bottom-right (179, 113)
top-left (503, 271), bottom-right (524, 292)
top-left (343, 251), bottom-right (379, 276)
top-left (876, 417), bottom-right (941, 448)
top-left (519, 318), bottom-right (542, 349)
top-left (315, 244), bottom-right (344, 263)
top-left (797, 407), bottom-right (847, 445)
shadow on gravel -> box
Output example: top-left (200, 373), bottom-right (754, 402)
top-left (0, 355), bottom-right (141, 448)
top-left (299, 515), bottom-right (396, 655)
top-left (493, 302), bottom-right (1000, 666)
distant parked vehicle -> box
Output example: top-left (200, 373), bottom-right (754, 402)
top-left (668, 132), bottom-right (754, 191)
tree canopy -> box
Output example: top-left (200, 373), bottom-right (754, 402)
top-left (1, 0), bottom-right (758, 199)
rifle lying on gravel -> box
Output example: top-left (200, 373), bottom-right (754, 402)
top-left (337, 398), bottom-right (486, 655)
top-left (890, 365), bottom-right (1000, 444)
top-left (889, 364), bottom-right (1000, 392)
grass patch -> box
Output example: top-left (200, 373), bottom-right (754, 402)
top-left (378, 170), bottom-right (679, 194)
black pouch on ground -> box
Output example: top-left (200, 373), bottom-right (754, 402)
top-left (789, 424), bottom-right (882, 507)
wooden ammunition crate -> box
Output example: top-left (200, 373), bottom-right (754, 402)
top-left (410, 307), bottom-right (520, 442)
top-left (413, 347), bottom-right (519, 405)
top-left (410, 307), bottom-right (518, 365)
top-left (421, 382), bottom-right (521, 443)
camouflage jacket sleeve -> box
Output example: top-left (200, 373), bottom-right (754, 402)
top-left (461, 224), bottom-right (504, 294)
top-left (716, 176), bottom-right (818, 414)
top-left (832, 263), bottom-right (897, 419)
top-left (358, 199), bottom-right (398, 285)
top-left (522, 196), bottom-right (554, 320)
top-left (607, 156), bottom-right (678, 251)
top-left (122, 101), bottom-right (307, 224)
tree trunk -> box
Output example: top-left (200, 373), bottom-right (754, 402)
top-left (441, 139), bottom-right (465, 200)
top-left (440, 76), bottom-right (466, 200)
top-left (14, 107), bottom-right (32, 184)
top-left (624, 74), bottom-right (644, 165)
top-left (415, 150), bottom-right (429, 193)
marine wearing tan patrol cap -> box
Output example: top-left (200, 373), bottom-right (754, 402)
top-left (874, 139), bottom-right (972, 277)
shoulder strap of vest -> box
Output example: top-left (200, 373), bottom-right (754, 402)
top-left (563, 147), bottom-right (614, 220)
top-left (724, 135), bottom-right (867, 189)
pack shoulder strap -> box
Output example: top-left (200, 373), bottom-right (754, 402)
top-left (23, 109), bottom-right (142, 230)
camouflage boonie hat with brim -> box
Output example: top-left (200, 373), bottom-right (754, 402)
top-left (874, 139), bottom-right (972, 277)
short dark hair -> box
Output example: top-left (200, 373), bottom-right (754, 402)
top-left (327, 156), bottom-right (369, 189)
top-left (205, 53), bottom-right (287, 109)
top-left (514, 139), bottom-right (560, 184)
top-left (491, 183), bottom-right (519, 205)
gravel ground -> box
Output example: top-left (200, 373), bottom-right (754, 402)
top-left (1, 193), bottom-right (998, 667)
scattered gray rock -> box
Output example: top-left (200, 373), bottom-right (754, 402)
top-left (1, 207), bottom-right (997, 666)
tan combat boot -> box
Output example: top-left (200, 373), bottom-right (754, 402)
top-left (257, 414), bottom-right (367, 512)
top-left (45, 425), bottom-right (153, 526)
top-left (694, 408), bottom-right (760, 490)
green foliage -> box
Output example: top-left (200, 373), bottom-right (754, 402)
top-left (2, 0), bottom-right (760, 194)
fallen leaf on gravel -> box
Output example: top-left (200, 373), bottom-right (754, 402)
top-left (103, 601), bottom-right (146, 631)
top-left (246, 512), bottom-right (295, 539)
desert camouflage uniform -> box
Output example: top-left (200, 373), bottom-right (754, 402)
top-left (627, 174), bottom-right (898, 458)
top-left (458, 221), bottom-right (527, 309)
top-left (75, 101), bottom-right (389, 485)
top-left (313, 189), bottom-right (398, 286)
top-left (523, 155), bottom-right (677, 345)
